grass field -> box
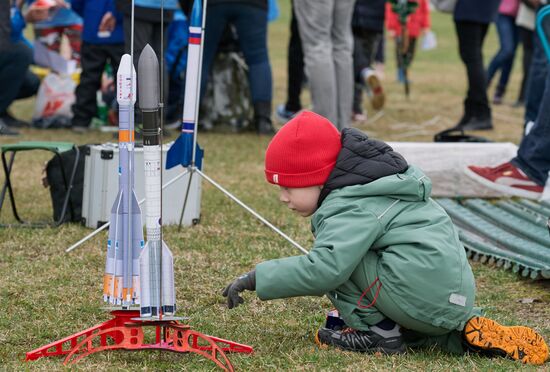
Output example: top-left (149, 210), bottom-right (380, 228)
top-left (1, 1), bottom-right (549, 370)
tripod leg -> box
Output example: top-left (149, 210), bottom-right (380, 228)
top-left (195, 169), bottom-right (308, 254)
top-left (178, 167), bottom-right (194, 231)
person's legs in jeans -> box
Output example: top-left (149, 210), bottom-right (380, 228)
top-left (512, 71), bottom-right (550, 186)
top-left (524, 30), bottom-right (548, 126)
top-left (331, 0), bottom-right (355, 130)
top-left (294, 0), bottom-right (338, 126)
top-left (487, 15), bottom-right (516, 88)
top-left (285, 2), bottom-right (305, 113)
top-left (72, 43), bottom-right (108, 128)
top-left (493, 16), bottom-right (520, 100)
top-left (200, 5), bottom-right (228, 99)
top-left (455, 21), bottom-right (491, 121)
top-left (231, 6), bottom-right (272, 103)
top-left (0, 41), bottom-right (34, 114)
top-left (230, 5), bottom-right (273, 132)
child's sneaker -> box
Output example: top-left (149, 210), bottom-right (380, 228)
top-left (465, 162), bottom-right (543, 199)
top-left (315, 318), bottom-right (405, 354)
top-left (464, 316), bottom-right (549, 365)
top-left (362, 68), bottom-right (385, 110)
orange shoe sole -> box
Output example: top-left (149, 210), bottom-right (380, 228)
top-left (464, 316), bottom-right (549, 365)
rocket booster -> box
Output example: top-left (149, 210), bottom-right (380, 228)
top-left (182, 0), bottom-right (202, 135)
top-left (137, 44), bottom-right (176, 318)
top-left (103, 54), bottom-right (144, 307)
top-left (165, 0), bottom-right (204, 169)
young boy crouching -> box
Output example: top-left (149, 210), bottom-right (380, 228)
top-left (222, 111), bottom-right (549, 365)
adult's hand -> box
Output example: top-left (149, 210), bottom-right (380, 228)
top-left (99, 12), bottom-right (116, 32)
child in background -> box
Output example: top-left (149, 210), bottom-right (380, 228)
top-left (222, 110), bottom-right (549, 365)
top-left (30, 0), bottom-right (83, 63)
top-left (70, 0), bottom-right (124, 131)
top-left (386, 0), bottom-right (430, 83)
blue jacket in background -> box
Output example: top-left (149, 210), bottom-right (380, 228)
top-left (352, 0), bottom-right (386, 33)
top-left (134, 0), bottom-right (179, 10)
top-left (166, 9), bottom-right (188, 78)
top-left (72, 0), bottom-right (124, 44)
top-left (454, 0), bottom-right (501, 24)
top-left (29, 0), bottom-right (83, 29)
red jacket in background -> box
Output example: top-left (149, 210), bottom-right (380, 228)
top-left (385, 0), bottom-right (431, 38)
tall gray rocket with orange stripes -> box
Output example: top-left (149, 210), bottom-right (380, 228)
top-left (103, 54), bottom-right (144, 307)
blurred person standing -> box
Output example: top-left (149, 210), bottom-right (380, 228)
top-left (486, 0), bottom-right (521, 105)
top-left (386, 0), bottom-right (430, 85)
top-left (0, 0), bottom-right (46, 135)
top-left (453, 0), bottom-right (501, 131)
top-left (522, 0), bottom-right (547, 132)
top-left (181, 0), bottom-right (275, 135)
top-left (514, 0), bottom-right (536, 107)
top-left (293, 0), bottom-right (355, 131)
top-left (351, 0), bottom-right (386, 122)
top-left (276, 0), bottom-right (304, 123)
top-left (70, 0), bottom-right (124, 131)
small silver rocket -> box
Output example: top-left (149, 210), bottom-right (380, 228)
top-left (137, 44), bottom-right (176, 318)
top-left (103, 54), bottom-right (144, 307)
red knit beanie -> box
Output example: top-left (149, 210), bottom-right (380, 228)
top-left (265, 111), bottom-right (342, 187)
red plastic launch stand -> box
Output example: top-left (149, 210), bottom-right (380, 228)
top-left (26, 310), bottom-right (253, 371)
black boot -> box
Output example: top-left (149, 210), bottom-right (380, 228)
top-left (254, 101), bottom-right (275, 135)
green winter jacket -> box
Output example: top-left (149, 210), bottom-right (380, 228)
top-left (256, 129), bottom-right (476, 332)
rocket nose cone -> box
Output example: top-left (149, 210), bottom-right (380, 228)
top-left (117, 54), bottom-right (133, 76)
top-left (138, 44), bottom-right (160, 110)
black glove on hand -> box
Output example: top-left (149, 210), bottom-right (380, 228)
top-left (222, 270), bottom-right (256, 309)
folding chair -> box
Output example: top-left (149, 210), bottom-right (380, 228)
top-left (537, 5), bottom-right (550, 62)
top-left (0, 141), bottom-right (80, 227)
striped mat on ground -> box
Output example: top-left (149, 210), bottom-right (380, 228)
top-left (436, 198), bottom-right (550, 280)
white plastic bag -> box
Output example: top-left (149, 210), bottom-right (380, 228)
top-left (421, 30), bottom-right (438, 51)
top-left (430, 0), bottom-right (457, 13)
top-left (33, 72), bottom-right (76, 120)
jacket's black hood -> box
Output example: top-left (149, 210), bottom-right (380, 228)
top-left (318, 128), bottom-right (409, 206)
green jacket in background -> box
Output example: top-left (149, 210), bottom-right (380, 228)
top-left (256, 164), bottom-right (476, 332)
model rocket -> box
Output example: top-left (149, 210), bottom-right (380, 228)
top-left (137, 44), bottom-right (176, 318)
top-left (103, 54), bottom-right (144, 307)
top-left (166, 0), bottom-right (204, 170)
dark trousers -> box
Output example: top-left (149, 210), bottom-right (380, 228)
top-left (202, 4), bottom-right (272, 105)
top-left (72, 42), bottom-right (124, 127)
top-left (395, 36), bottom-right (417, 68)
top-left (123, 16), bottom-right (169, 104)
top-left (524, 30), bottom-right (548, 124)
top-left (512, 70), bottom-right (550, 186)
top-left (455, 21), bottom-right (491, 119)
top-left (285, 3), bottom-right (305, 113)
top-left (487, 14), bottom-right (520, 95)
top-left (517, 27), bottom-right (533, 103)
top-left (0, 41), bottom-right (40, 113)
top-left (352, 29), bottom-right (382, 114)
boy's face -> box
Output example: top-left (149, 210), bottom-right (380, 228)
top-left (279, 186), bottom-right (321, 217)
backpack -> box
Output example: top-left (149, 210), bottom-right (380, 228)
top-left (45, 145), bottom-right (86, 223)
